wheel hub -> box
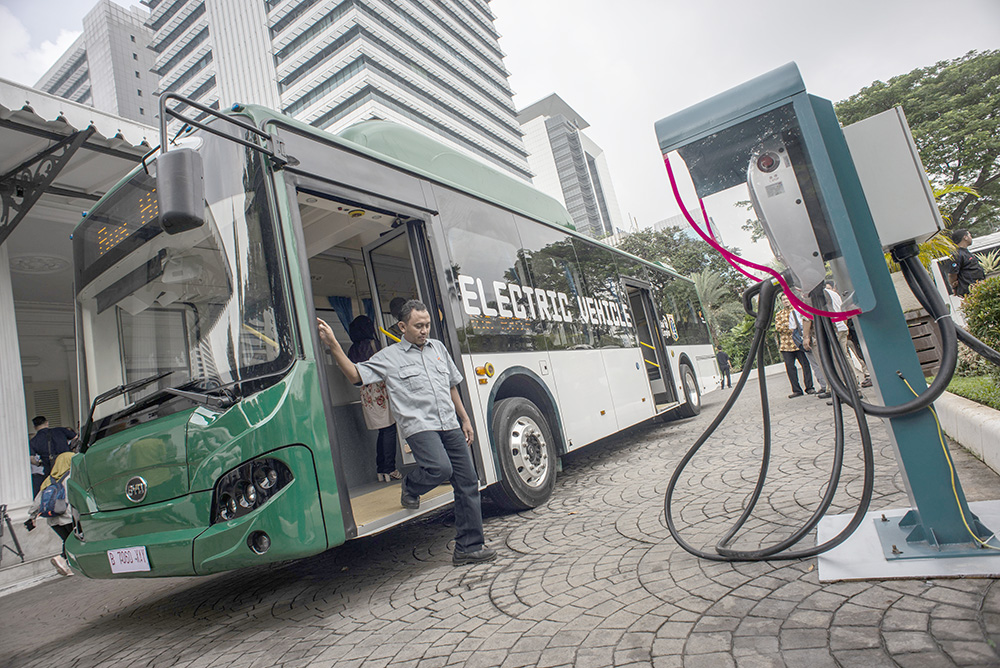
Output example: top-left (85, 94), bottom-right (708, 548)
top-left (508, 416), bottom-right (548, 488)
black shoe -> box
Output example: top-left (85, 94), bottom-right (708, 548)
top-left (817, 391), bottom-right (831, 399)
top-left (788, 392), bottom-right (803, 398)
top-left (453, 547), bottom-right (497, 566)
top-left (861, 377), bottom-right (873, 388)
top-left (805, 388), bottom-right (816, 394)
top-left (400, 488), bottom-right (419, 510)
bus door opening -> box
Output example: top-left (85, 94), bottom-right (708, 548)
top-left (626, 283), bottom-right (678, 411)
top-left (298, 192), bottom-right (447, 535)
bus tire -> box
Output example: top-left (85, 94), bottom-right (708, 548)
top-left (674, 363), bottom-right (701, 418)
top-left (488, 397), bottom-right (557, 511)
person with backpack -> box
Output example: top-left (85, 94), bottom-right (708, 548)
top-left (27, 451), bottom-right (75, 576)
top-left (28, 416), bottom-right (77, 478)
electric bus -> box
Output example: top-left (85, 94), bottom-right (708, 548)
top-left (65, 98), bottom-right (716, 578)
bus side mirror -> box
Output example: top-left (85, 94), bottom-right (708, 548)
top-left (157, 148), bottom-right (205, 235)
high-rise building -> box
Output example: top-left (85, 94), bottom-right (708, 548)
top-left (518, 94), bottom-right (624, 239)
top-left (35, 0), bottom-right (159, 124)
top-left (142, 0), bottom-right (530, 179)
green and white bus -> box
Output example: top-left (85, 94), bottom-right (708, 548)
top-left (66, 98), bottom-right (715, 578)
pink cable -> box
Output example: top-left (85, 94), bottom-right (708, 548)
top-left (663, 154), bottom-right (859, 322)
top-left (698, 197), bottom-right (765, 284)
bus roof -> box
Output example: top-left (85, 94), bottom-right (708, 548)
top-left (80, 105), bottom-right (687, 283)
top-left (239, 105), bottom-right (577, 231)
top-left (237, 106), bottom-right (688, 281)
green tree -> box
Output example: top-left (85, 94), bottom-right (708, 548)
top-left (835, 50), bottom-right (1000, 235)
top-left (615, 227), bottom-right (747, 300)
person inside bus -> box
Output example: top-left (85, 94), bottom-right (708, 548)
top-left (389, 297), bottom-right (407, 335)
top-left (346, 315), bottom-right (401, 482)
top-left (317, 300), bottom-right (497, 566)
top-left (775, 294), bottom-right (814, 398)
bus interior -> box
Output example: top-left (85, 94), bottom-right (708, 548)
top-left (625, 283), bottom-right (678, 411)
top-left (297, 190), bottom-right (455, 536)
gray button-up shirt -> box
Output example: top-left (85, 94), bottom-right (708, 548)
top-left (355, 338), bottom-right (464, 438)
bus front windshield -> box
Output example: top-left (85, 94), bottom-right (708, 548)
top-left (73, 127), bottom-right (293, 421)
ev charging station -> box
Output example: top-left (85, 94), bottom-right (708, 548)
top-left (655, 63), bottom-right (1000, 580)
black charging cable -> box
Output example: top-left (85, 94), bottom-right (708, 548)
top-left (665, 243), bottom-right (1000, 563)
top-left (664, 279), bottom-right (876, 561)
top-left (892, 241), bottom-right (1000, 370)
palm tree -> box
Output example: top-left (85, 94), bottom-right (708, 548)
top-left (691, 268), bottom-right (728, 338)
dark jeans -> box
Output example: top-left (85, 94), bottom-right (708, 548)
top-left (781, 349), bottom-right (813, 394)
top-left (376, 425), bottom-right (397, 474)
top-left (720, 367), bottom-right (731, 388)
top-left (404, 429), bottom-right (484, 553)
top-left (51, 524), bottom-right (72, 558)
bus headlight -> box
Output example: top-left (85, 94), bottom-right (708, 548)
top-left (253, 465), bottom-right (278, 491)
top-left (210, 457), bottom-right (292, 525)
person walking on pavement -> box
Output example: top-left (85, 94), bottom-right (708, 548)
top-left (716, 346), bottom-right (732, 389)
top-left (801, 318), bottom-right (829, 399)
top-left (318, 300), bottom-right (497, 566)
top-left (775, 294), bottom-right (814, 398)
top-left (27, 451), bottom-right (75, 576)
top-left (29, 444), bottom-right (46, 498)
top-left (28, 416), bottom-right (77, 478)
top-left (823, 281), bottom-right (871, 388)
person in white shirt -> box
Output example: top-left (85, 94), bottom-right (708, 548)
top-left (823, 281), bottom-right (871, 388)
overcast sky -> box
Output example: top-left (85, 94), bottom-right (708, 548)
top-left (2, 0), bottom-right (998, 261)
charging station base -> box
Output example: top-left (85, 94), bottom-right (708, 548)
top-left (817, 500), bottom-right (1000, 582)
top-left (872, 511), bottom-right (1000, 561)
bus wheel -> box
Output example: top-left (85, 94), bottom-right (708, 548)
top-left (488, 397), bottom-right (557, 511)
top-left (674, 364), bottom-right (701, 418)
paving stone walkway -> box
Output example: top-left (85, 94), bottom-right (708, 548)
top-left (3, 372), bottom-right (1000, 667)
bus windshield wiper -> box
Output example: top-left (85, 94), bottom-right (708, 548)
top-left (79, 371), bottom-right (174, 452)
top-left (113, 379), bottom-right (237, 418)
top-left (80, 377), bottom-right (237, 452)
top-left (160, 386), bottom-right (236, 409)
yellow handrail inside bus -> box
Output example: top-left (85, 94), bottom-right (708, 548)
top-left (242, 324), bottom-right (278, 349)
top-left (638, 340), bottom-right (660, 367)
top-left (381, 326), bottom-right (401, 343)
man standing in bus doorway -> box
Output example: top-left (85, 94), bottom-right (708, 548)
top-left (317, 300), bottom-right (497, 566)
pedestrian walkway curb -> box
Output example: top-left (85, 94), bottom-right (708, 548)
top-left (935, 390), bottom-right (1000, 476)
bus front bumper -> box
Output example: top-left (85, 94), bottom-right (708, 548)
top-left (66, 454), bottom-right (327, 578)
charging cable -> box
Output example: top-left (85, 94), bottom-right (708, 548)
top-left (664, 279), bottom-right (876, 561)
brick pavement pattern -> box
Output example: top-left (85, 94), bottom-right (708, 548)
top-left (3, 374), bottom-right (1000, 667)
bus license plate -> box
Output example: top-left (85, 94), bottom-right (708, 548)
top-left (107, 546), bottom-right (150, 574)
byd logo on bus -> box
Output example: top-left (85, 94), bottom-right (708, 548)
top-left (457, 274), bottom-right (633, 328)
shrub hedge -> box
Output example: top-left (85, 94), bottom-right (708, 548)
top-left (961, 275), bottom-right (1000, 384)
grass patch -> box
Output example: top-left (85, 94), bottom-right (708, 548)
top-left (946, 375), bottom-right (1000, 412)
